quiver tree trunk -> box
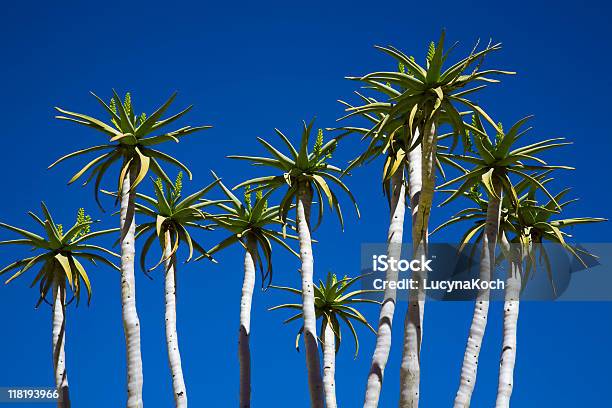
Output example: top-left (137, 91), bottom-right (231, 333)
top-left (296, 182), bottom-right (324, 408)
top-left (163, 230), bottom-right (187, 407)
top-left (322, 322), bottom-right (337, 408)
top-left (400, 124), bottom-right (436, 408)
top-left (454, 180), bottom-right (502, 408)
top-left (239, 235), bottom-right (257, 408)
top-left (52, 279), bottom-right (70, 408)
top-left (495, 234), bottom-right (523, 408)
top-left (363, 167), bottom-right (406, 408)
top-left (120, 166), bottom-right (144, 408)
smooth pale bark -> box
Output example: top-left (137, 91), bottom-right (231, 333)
top-left (52, 280), bottom-right (70, 408)
top-left (363, 168), bottom-right (406, 408)
top-left (296, 182), bottom-right (324, 408)
top-left (163, 230), bottom-right (187, 407)
top-left (454, 181), bottom-right (502, 408)
top-left (495, 234), bottom-right (522, 408)
top-left (120, 168), bottom-right (144, 408)
top-left (400, 144), bottom-right (424, 407)
top-left (239, 236), bottom-right (257, 408)
top-left (322, 323), bottom-right (337, 408)
top-left (400, 124), bottom-right (436, 408)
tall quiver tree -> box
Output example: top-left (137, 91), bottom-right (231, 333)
top-left (230, 122), bottom-right (359, 408)
top-left (495, 186), bottom-right (605, 407)
top-left (0, 204), bottom-right (119, 408)
top-left (339, 31), bottom-right (514, 407)
top-left (50, 91), bottom-right (210, 408)
top-left (205, 175), bottom-right (299, 408)
top-left (334, 92), bottom-right (463, 408)
top-left (437, 115), bottom-right (573, 407)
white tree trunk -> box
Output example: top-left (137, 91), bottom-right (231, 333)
top-left (400, 143), bottom-right (424, 408)
top-left (322, 322), bottom-right (337, 408)
top-left (296, 182), bottom-right (324, 408)
top-left (52, 280), bottom-right (70, 408)
top-left (363, 167), bottom-right (406, 408)
top-left (400, 124), bottom-right (436, 408)
top-left (454, 181), bottom-right (502, 408)
top-left (239, 236), bottom-right (257, 408)
top-left (163, 230), bottom-right (187, 407)
top-left (120, 167), bottom-right (144, 408)
top-left (495, 235), bottom-right (522, 408)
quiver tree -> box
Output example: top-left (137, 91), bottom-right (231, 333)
top-left (0, 204), bottom-right (118, 408)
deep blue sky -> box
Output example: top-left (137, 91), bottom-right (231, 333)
top-left (1, 1), bottom-right (611, 407)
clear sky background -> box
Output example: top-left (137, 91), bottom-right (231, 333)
top-left (1, 1), bottom-right (611, 406)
